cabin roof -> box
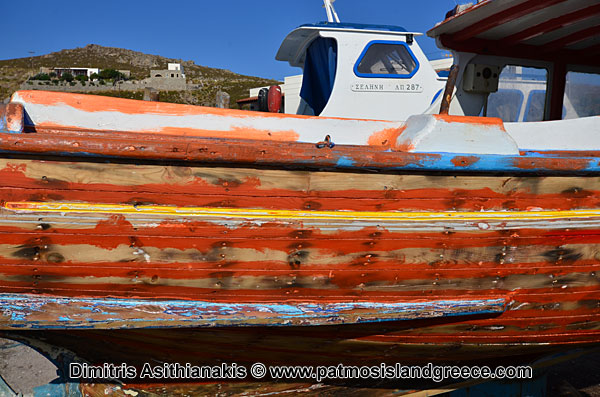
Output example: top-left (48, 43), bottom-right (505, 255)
top-left (299, 21), bottom-right (409, 33)
top-left (276, 22), bottom-right (421, 67)
top-left (427, 0), bottom-right (600, 67)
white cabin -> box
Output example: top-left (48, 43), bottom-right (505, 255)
top-left (253, 22), bottom-right (450, 121)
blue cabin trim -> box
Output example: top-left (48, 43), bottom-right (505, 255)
top-left (354, 40), bottom-right (420, 79)
top-left (299, 21), bottom-right (408, 33)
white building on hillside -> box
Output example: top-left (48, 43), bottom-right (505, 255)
top-left (151, 63), bottom-right (186, 79)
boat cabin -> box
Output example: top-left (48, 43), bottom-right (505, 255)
top-left (264, 22), bottom-right (448, 120)
top-left (427, 0), bottom-right (600, 149)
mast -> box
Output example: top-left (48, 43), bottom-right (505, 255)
top-left (323, 0), bottom-right (340, 23)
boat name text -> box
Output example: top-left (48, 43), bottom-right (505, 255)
top-left (351, 82), bottom-right (424, 93)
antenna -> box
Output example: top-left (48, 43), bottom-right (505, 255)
top-left (323, 0), bottom-right (341, 23)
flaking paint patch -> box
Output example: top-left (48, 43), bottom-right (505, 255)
top-left (12, 91), bottom-right (403, 146)
top-left (451, 155), bottom-right (480, 167)
top-left (5, 103), bottom-right (24, 133)
top-left (367, 126), bottom-right (406, 147)
top-left (3, 127), bottom-right (600, 172)
top-left (0, 104), bottom-right (6, 130)
top-left (512, 156), bottom-right (591, 171)
top-left (433, 114), bottom-right (506, 130)
top-left (0, 294), bottom-right (508, 328)
top-left (13, 90), bottom-right (403, 123)
top-left (335, 156), bottom-right (355, 167)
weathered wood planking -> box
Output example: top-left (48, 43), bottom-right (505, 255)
top-left (0, 294), bottom-right (508, 328)
top-left (1, 155), bottom-right (600, 362)
top-left (2, 159), bottom-right (600, 211)
top-left (3, 126), bottom-right (600, 173)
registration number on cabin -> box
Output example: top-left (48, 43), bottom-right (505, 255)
top-left (351, 82), bottom-right (423, 93)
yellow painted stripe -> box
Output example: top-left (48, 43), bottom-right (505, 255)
top-left (4, 201), bottom-right (600, 222)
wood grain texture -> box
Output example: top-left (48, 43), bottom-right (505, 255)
top-left (0, 154), bottom-right (599, 364)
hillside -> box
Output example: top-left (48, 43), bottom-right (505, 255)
top-left (0, 44), bottom-right (279, 106)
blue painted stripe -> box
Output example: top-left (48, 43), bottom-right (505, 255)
top-left (431, 88), bottom-right (444, 105)
top-left (0, 294), bottom-right (507, 329)
top-left (335, 155), bottom-right (355, 167)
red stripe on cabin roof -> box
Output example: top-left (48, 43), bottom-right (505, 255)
top-left (451, 0), bottom-right (568, 42)
top-left (438, 34), bottom-right (600, 67)
top-left (504, 3), bottom-right (600, 45)
top-left (542, 25), bottom-right (600, 52)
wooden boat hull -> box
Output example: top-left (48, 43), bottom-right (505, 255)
top-left (3, 327), bottom-right (593, 369)
top-left (0, 91), bottom-right (599, 378)
top-left (1, 152), bottom-right (600, 366)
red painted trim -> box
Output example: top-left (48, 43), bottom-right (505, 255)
top-left (438, 35), bottom-right (600, 67)
top-left (504, 4), bottom-right (600, 45)
top-left (542, 25), bottom-right (600, 53)
top-left (427, 0), bottom-right (493, 36)
top-left (549, 62), bottom-right (566, 121)
top-left (451, 0), bottom-right (567, 42)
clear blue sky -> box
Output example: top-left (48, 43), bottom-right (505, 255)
top-left (3, 0), bottom-right (457, 80)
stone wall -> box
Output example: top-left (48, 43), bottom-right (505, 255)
top-left (21, 79), bottom-right (202, 92)
top-left (21, 81), bottom-right (121, 92)
top-left (138, 77), bottom-right (188, 91)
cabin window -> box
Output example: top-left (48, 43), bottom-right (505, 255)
top-left (563, 71), bottom-right (600, 119)
top-left (299, 37), bottom-right (337, 116)
top-left (524, 90), bottom-right (546, 122)
top-left (485, 65), bottom-right (547, 122)
top-left (354, 41), bottom-right (418, 78)
top-left (486, 90), bottom-right (523, 122)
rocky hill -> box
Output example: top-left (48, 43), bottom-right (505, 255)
top-left (0, 44), bottom-right (279, 106)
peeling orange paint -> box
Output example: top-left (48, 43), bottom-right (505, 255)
top-left (434, 114), bottom-right (506, 131)
top-left (5, 103), bottom-right (23, 132)
top-left (512, 156), bottom-right (590, 171)
top-left (395, 141), bottom-right (416, 152)
top-left (12, 90), bottom-right (396, 123)
top-left (158, 126), bottom-right (300, 141)
top-left (28, 122), bottom-right (300, 142)
top-left (367, 126), bottom-right (406, 147)
top-left (451, 155), bottom-right (480, 167)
